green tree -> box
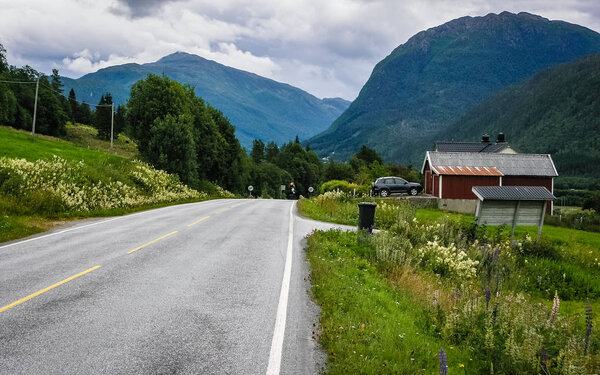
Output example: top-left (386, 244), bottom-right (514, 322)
top-left (35, 75), bottom-right (68, 136)
top-left (94, 93), bottom-right (113, 140)
top-left (0, 42), bottom-right (7, 73)
top-left (354, 145), bottom-right (383, 166)
top-left (112, 104), bottom-right (127, 135)
top-left (147, 114), bottom-right (198, 184)
top-left (76, 102), bottom-right (93, 125)
top-left (324, 161), bottom-right (354, 181)
top-left (127, 74), bottom-right (189, 154)
top-left (250, 139), bottom-right (265, 164)
top-left (265, 141), bottom-right (279, 163)
top-left (51, 69), bottom-right (63, 93)
top-left (250, 162), bottom-right (292, 198)
top-left (68, 89), bottom-right (78, 123)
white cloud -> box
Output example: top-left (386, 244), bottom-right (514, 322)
top-left (0, 0), bottom-right (599, 100)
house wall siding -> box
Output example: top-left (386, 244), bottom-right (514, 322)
top-left (441, 176), bottom-right (500, 199)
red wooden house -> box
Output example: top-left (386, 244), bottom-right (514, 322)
top-left (421, 151), bottom-right (558, 214)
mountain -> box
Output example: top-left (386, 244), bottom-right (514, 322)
top-left (61, 52), bottom-right (350, 148)
top-left (431, 54), bottom-right (600, 181)
top-left (308, 12), bottom-right (600, 163)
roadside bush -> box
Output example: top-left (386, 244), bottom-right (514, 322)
top-left (0, 156), bottom-right (205, 214)
top-left (321, 179), bottom-right (350, 192)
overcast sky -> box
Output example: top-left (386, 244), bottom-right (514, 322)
top-left (1, 0), bottom-right (599, 100)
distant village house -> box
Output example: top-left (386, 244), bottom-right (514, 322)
top-left (421, 133), bottom-right (557, 214)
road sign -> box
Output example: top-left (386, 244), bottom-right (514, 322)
top-left (280, 185), bottom-right (286, 191)
top-left (308, 187), bottom-right (314, 193)
top-left (248, 185), bottom-right (254, 192)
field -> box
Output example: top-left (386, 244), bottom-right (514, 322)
top-left (0, 125), bottom-right (230, 243)
top-left (300, 192), bottom-right (600, 374)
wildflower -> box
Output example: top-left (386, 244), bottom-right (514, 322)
top-left (438, 349), bottom-right (448, 375)
top-left (540, 346), bottom-right (548, 373)
top-left (485, 285), bottom-right (491, 310)
top-left (449, 346), bottom-right (454, 350)
top-left (548, 290), bottom-right (560, 325)
top-left (459, 364), bottom-right (464, 368)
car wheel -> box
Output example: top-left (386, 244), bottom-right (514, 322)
top-left (380, 189), bottom-right (390, 197)
top-left (409, 188), bottom-right (418, 196)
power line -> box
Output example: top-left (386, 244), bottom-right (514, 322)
top-left (0, 80), bottom-right (37, 84)
top-left (39, 81), bottom-right (114, 108)
top-left (0, 78), bottom-right (114, 107)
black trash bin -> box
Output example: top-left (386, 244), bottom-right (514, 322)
top-left (358, 202), bottom-right (377, 233)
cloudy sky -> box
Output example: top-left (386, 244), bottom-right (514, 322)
top-left (1, 0), bottom-right (599, 100)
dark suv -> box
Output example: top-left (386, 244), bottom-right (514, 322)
top-left (371, 176), bottom-right (422, 197)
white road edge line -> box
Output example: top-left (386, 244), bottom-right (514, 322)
top-left (266, 201), bottom-right (295, 375)
top-left (0, 199), bottom-right (236, 250)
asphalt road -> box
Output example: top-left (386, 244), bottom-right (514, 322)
top-left (0, 199), bottom-right (352, 374)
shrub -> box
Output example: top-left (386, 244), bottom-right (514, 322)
top-left (321, 179), bottom-right (351, 193)
top-left (0, 156), bottom-right (205, 214)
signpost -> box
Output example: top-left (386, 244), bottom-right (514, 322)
top-left (248, 185), bottom-right (253, 198)
top-left (280, 185), bottom-right (285, 200)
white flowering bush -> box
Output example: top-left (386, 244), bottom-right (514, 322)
top-left (416, 238), bottom-right (479, 280)
top-left (0, 156), bottom-right (205, 213)
top-left (213, 185), bottom-right (235, 198)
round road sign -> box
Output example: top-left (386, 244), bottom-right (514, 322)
top-left (248, 185), bottom-right (254, 192)
top-left (308, 186), bottom-right (314, 193)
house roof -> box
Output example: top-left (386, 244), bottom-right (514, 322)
top-left (472, 186), bottom-right (556, 201)
top-left (435, 165), bottom-right (503, 176)
top-left (435, 142), bottom-right (511, 153)
top-left (422, 151), bottom-right (558, 177)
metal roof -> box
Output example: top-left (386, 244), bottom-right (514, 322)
top-left (434, 165), bottom-right (503, 176)
top-left (423, 151), bottom-right (558, 177)
top-left (472, 186), bottom-right (556, 201)
top-left (435, 142), bottom-right (511, 153)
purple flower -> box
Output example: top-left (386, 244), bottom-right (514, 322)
top-left (548, 291), bottom-right (560, 325)
top-left (540, 346), bottom-right (548, 373)
top-left (485, 286), bottom-right (491, 310)
top-left (439, 349), bottom-right (447, 375)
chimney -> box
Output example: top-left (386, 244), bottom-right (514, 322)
top-left (497, 132), bottom-right (506, 143)
top-left (481, 134), bottom-right (490, 143)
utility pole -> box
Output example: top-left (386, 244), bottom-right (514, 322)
top-left (31, 77), bottom-right (39, 137)
top-left (110, 103), bottom-right (114, 148)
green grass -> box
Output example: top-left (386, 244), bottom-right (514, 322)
top-left (0, 215), bottom-right (49, 243)
top-left (63, 123), bottom-right (138, 159)
top-left (306, 230), bottom-right (478, 374)
top-left (0, 125), bottom-right (128, 164)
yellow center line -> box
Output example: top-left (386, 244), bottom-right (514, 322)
top-left (0, 265), bottom-right (101, 314)
top-left (187, 216), bottom-right (210, 227)
top-left (215, 207), bottom-right (230, 214)
top-left (127, 231), bottom-right (178, 254)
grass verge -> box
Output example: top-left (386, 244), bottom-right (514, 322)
top-left (306, 230), bottom-right (478, 374)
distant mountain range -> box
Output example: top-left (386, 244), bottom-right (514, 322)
top-left (62, 52), bottom-right (350, 149)
top-left (431, 53), bottom-right (600, 180)
top-left (308, 12), bottom-right (600, 164)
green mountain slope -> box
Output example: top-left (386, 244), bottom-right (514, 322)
top-left (308, 12), bottom-right (600, 162)
top-left (432, 54), bottom-right (600, 180)
top-left (62, 52), bottom-right (350, 148)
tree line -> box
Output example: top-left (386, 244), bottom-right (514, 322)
top-left (1, 42), bottom-right (420, 196)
